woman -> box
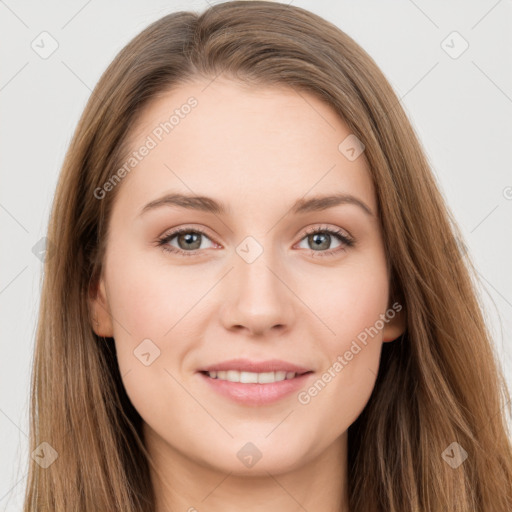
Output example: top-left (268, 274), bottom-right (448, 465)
top-left (23, 1), bottom-right (512, 511)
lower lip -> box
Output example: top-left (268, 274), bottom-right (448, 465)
top-left (198, 371), bottom-right (314, 406)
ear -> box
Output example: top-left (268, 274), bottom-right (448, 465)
top-left (382, 302), bottom-right (406, 343)
top-left (88, 274), bottom-right (114, 337)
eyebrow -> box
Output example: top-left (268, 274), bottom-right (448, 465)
top-left (140, 192), bottom-right (374, 217)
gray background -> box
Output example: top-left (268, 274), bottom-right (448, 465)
top-left (1, 1), bottom-right (511, 510)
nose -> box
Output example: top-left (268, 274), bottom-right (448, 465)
top-left (219, 246), bottom-right (296, 337)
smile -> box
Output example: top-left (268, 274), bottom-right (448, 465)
top-left (198, 370), bottom-right (314, 406)
top-left (203, 370), bottom-right (301, 383)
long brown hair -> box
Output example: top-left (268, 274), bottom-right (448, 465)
top-left (23, 1), bottom-right (512, 510)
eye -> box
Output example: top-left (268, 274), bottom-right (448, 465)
top-left (156, 224), bottom-right (355, 258)
top-left (295, 225), bottom-right (354, 258)
top-left (157, 227), bottom-right (217, 256)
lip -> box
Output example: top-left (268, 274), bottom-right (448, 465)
top-left (198, 358), bottom-right (312, 374)
top-left (198, 371), bottom-right (314, 406)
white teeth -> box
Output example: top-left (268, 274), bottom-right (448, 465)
top-left (240, 371), bottom-right (259, 384)
top-left (258, 371), bottom-right (277, 384)
top-left (206, 370), bottom-right (297, 383)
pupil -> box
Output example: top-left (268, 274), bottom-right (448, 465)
top-left (310, 233), bottom-right (329, 250)
top-left (179, 232), bottom-right (201, 250)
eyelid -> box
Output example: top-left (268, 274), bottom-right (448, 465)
top-left (299, 224), bottom-right (354, 243)
top-left (158, 224), bottom-right (215, 242)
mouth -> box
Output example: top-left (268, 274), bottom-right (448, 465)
top-left (197, 358), bottom-right (313, 377)
top-left (196, 360), bottom-right (315, 406)
top-left (199, 369), bottom-right (313, 384)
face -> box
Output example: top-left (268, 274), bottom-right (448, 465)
top-left (90, 77), bottom-right (405, 476)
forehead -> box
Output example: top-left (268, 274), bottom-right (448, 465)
top-left (115, 77), bottom-right (376, 218)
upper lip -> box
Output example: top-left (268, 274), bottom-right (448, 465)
top-left (198, 358), bottom-right (313, 375)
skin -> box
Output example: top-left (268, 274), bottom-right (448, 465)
top-left (90, 77), bottom-right (405, 512)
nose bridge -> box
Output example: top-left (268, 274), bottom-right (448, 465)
top-left (220, 233), bottom-right (295, 334)
top-left (236, 234), bottom-right (288, 303)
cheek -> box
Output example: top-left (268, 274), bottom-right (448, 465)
top-left (107, 246), bottom-right (206, 337)
top-left (297, 253), bottom-right (388, 410)
top-left (105, 250), bottom-right (201, 426)
top-left (302, 253), bottom-right (389, 347)
top-left (104, 247), bottom-right (195, 384)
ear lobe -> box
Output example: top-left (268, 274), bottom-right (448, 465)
top-left (88, 276), bottom-right (114, 337)
top-left (382, 304), bottom-right (406, 343)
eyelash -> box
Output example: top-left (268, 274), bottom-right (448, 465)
top-left (156, 225), bottom-right (355, 258)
